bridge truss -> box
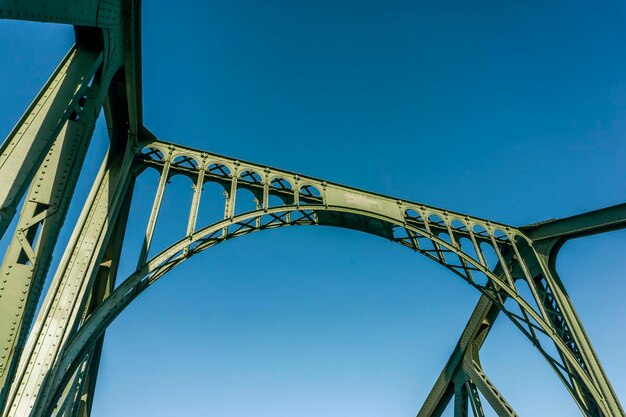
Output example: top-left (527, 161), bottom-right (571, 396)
top-left (0, 1), bottom-right (624, 416)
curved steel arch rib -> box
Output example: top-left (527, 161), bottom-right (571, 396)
top-left (1, 4), bottom-right (622, 417)
top-left (29, 139), bottom-right (621, 417)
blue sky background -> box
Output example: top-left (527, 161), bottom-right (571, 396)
top-left (1, 1), bottom-right (626, 416)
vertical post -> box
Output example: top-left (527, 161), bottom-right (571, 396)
top-left (136, 150), bottom-right (171, 268)
top-left (184, 158), bottom-right (206, 256)
top-left (453, 377), bottom-right (468, 417)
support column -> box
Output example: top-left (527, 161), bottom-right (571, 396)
top-left (1, 138), bottom-right (136, 417)
top-left (462, 345), bottom-right (518, 417)
top-left (541, 255), bottom-right (624, 416)
top-left (0, 46), bottom-right (102, 236)
top-left (0, 69), bottom-right (113, 407)
top-left (417, 295), bottom-right (499, 417)
top-left (54, 179), bottom-right (135, 417)
top-left (452, 378), bottom-right (468, 417)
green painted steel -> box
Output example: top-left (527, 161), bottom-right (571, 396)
top-left (0, 1), bottom-right (624, 416)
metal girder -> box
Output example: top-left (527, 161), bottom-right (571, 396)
top-left (0, 40), bottom-right (122, 409)
top-left (522, 203), bottom-right (626, 244)
top-left (54, 178), bottom-right (134, 417)
top-left (14, 138), bottom-right (620, 417)
top-left (0, 0), bottom-right (120, 29)
top-left (52, 355), bottom-right (92, 417)
top-left (1, 2), bottom-right (625, 417)
top-left (417, 296), bottom-right (499, 417)
top-left (0, 0), bottom-right (142, 236)
top-left (540, 259), bottom-right (624, 417)
top-left (450, 362), bottom-right (487, 417)
top-left (0, 8), bottom-right (139, 407)
top-left (0, 46), bottom-right (102, 235)
top-left (425, 342), bottom-right (517, 417)
top-left (0, 2), bottom-right (141, 415)
top-left (465, 379), bottom-right (486, 417)
top-left (2, 140), bottom-right (135, 417)
top-left (417, 229), bottom-right (621, 417)
top-left (0, 114), bottom-right (94, 404)
top-left (462, 344), bottom-right (517, 417)
top-left (120, 0), bottom-right (143, 135)
top-left (453, 379), bottom-right (469, 417)
top-left (416, 292), bottom-right (518, 417)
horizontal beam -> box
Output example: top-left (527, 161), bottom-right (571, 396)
top-left (122, 0), bottom-right (143, 134)
top-left (521, 203), bottom-right (626, 243)
top-left (0, 0), bottom-right (120, 29)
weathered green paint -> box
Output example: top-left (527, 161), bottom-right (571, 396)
top-left (0, 2), bottom-right (623, 417)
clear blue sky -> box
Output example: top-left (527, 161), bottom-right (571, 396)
top-left (1, 1), bottom-right (626, 416)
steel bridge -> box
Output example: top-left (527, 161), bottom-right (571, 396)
top-left (0, 1), bottom-right (624, 416)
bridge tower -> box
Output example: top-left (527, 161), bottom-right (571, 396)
top-left (0, 1), bottom-right (624, 416)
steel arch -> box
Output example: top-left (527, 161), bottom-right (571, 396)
top-left (0, 4), bottom-right (623, 415)
top-left (23, 139), bottom-right (619, 417)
